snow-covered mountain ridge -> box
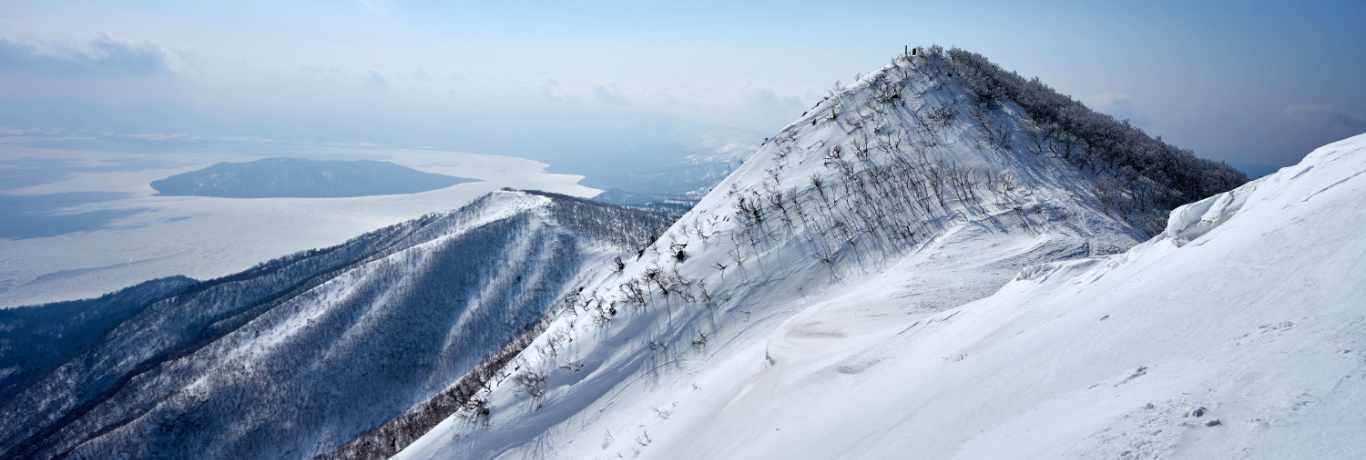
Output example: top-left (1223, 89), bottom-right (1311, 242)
top-left (393, 49), bottom-right (1311, 459)
top-left (0, 190), bottom-right (670, 460)
top-left (5, 45), bottom-right (1327, 460)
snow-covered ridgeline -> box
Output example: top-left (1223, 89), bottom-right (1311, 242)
top-left (405, 103), bottom-right (1365, 459)
top-left (393, 50), bottom-right (1266, 459)
top-left (0, 190), bottom-right (671, 460)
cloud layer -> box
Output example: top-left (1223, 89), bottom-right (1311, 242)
top-left (0, 35), bottom-right (181, 77)
top-left (1285, 104), bottom-right (1366, 131)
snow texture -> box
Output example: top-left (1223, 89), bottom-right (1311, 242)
top-left (397, 55), bottom-right (1364, 459)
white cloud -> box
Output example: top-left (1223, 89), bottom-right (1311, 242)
top-left (0, 34), bottom-right (183, 77)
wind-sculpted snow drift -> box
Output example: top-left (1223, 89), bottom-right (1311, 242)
top-left (390, 50), bottom-right (1366, 460)
top-left (0, 190), bottom-right (670, 460)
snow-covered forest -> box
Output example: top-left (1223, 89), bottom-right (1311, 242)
top-left (0, 190), bottom-right (670, 459)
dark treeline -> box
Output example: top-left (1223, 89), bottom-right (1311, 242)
top-left (939, 47), bottom-right (1247, 233)
top-left (0, 276), bottom-right (197, 400)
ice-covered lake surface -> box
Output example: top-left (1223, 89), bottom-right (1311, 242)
top-left (0, 144), bottom-right (598, 307)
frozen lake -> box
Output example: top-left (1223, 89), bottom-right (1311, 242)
top-left (0, 144), bottom-right (598, 307)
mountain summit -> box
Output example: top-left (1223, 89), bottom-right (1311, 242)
top-left (391, 48), bottom-right (1294, 459)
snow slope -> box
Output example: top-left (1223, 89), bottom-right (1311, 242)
top-left (636, 133), bottom-right (1366, 459)
top-left (407, 129), bottom-right (1365, 458)
top-left (0, 190), bottom-right (669, 460)
top-left (396, 51), bottom-right (1300, 459)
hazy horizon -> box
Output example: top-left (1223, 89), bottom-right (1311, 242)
top-left (2, 1), bottom-right (1364, 179)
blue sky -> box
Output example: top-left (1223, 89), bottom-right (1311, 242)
top-left (1, 1), bottom-right (1363, 175)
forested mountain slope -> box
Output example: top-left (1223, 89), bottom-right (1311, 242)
top-left (0, 190), bottom-right (670, 460)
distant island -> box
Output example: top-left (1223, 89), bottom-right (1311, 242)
top-left (150, 158), bottom-right (476, 198)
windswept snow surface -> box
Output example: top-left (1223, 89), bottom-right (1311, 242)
top-left (403, 130), bottom-right (1366, 459)
top-left (394, 53), bottom-right (1269, 460)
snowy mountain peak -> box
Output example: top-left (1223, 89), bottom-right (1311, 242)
top-left (396, 49), bottom-right (1257, 459)
top-left (713, 46), bottom-right (1244, 236)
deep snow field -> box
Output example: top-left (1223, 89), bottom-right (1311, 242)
top-left (0, 144), bottom-right (597, 307)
